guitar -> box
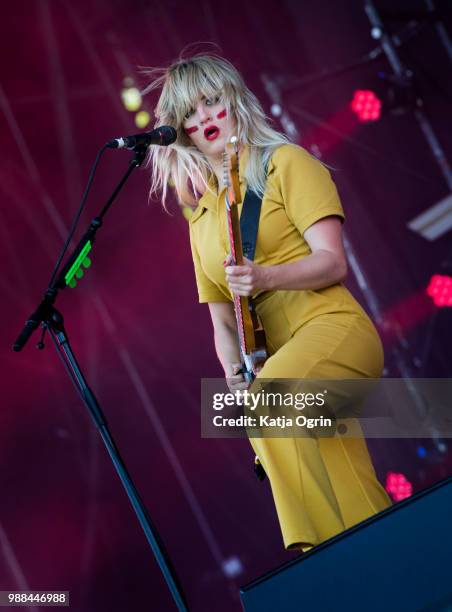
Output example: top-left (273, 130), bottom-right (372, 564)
top-left (223, 138), bottom-right (268, 383)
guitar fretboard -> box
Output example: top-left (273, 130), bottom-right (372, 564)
top-left (225, 200), bottom-right (248, 354)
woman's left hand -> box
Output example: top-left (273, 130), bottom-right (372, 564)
top-left (225, 256), bottom-right (271, 296)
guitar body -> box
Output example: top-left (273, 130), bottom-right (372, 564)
top-left (223, 140), bottom-right (268, 382)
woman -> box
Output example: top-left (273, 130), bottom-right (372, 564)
top-left (144, 54), bottom-right (392, 553)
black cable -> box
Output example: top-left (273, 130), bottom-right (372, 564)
top-left (48, 143), bottom-right (109, 289)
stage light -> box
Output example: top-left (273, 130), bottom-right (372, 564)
top-left (121, 86), bottom-right (142, 112)
top-left (417, 446), bottom-right (427, 459)
top-left (121, 77), bottom-right (142, 112)
top-left (221, 556), bottom-right (243, 578)
top-left (426, 274), bottom-right (452, 307)
top-left (385, 471), bottom-right (413, 502)
top-left (350, 89), bottom-right (382, 122)
top-left (351, 72), bottom-right (417, 124)
top-left (135, 110), bottom-right (151, 129)
top-left (370, 26), bottom-right (382, 39)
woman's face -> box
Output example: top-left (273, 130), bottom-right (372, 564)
top-left (182, 95), bottom-right (235, 160)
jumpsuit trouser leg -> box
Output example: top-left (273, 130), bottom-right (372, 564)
top-left (247, 313), bottom-right (393, 551)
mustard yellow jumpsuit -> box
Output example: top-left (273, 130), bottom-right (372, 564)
top-left (189, 144), bottom-right (392, 551)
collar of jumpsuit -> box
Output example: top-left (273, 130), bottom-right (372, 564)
top-left (195, 144), bottom-right (250, 214)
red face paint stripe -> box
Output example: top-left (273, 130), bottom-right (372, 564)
top-left (185, 126), bottom-right (198, 134)
top-left (216, 108), bottom-right (227, 119)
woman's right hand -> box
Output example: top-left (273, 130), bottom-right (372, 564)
top-left (226, 362), bottom-right (250, 392)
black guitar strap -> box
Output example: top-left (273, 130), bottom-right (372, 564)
top-left (238, 183), bottom-right (267, 482)
top-left (239, 189), bottom-right (262, 262)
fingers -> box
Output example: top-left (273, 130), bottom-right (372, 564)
top-left (227, 276), bottom-right (253, 294)
top-left (226, 363), bottom-right (251, 392)
top-left (224, 257), bottom-right (255, 296)
top-left (223, 254), bottom-right (253, 272)
top-left (225, 265), bottom-right (251, 292)
top-left (229, 287), bottom-right (253, 297)
top-left (225, 265), bottom-right (248, 276)
top-left (226, 277), bottom-right (252, 296)
top-left (228, 380), bottom-right (251, 392)
top-left (223, 254), bottom-right (233, 267)
top-left (231, 363), bottom-right (243, 375)
top-left (228, 283), bottom-right (253, 296)
top-left (227, 377), bottom-right (251, 392)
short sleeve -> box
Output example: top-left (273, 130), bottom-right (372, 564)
top-left (189, 221), bottom-right (230, 304)
top-left (270, 145), bottom-right (345, 236)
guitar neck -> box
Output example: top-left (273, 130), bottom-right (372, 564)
top-left (226, 197), bottom-right (256, 355)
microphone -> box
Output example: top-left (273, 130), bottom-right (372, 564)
top-left (107, 125), bottom-right (177, 150)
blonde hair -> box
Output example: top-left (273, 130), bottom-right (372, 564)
top-left (142, 54), bottom-right (290, 209)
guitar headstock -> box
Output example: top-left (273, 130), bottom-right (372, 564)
top-left (223, 137), bottom-right (242, 207)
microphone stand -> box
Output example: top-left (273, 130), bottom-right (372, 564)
top-left (13, 145), bottom-right (190, 612)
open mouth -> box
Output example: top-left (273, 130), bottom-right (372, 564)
top-left (204, 125), bottom-right (220, 141)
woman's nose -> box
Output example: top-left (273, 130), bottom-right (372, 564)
top-left (197, 105), bottom-right (211, 124)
